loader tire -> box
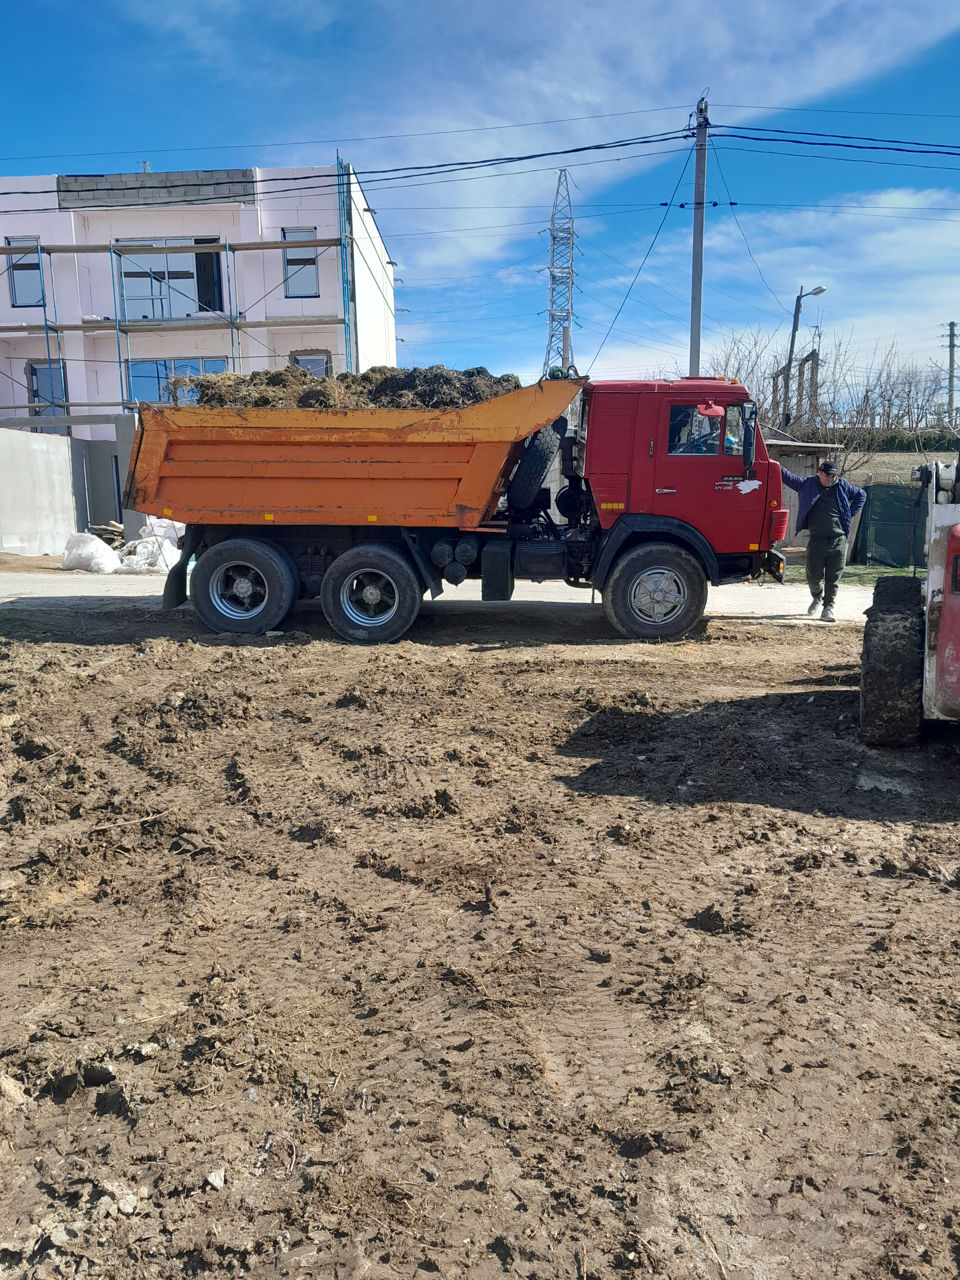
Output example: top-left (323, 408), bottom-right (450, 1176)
top-left (860, 575), bottom-right (924, 747)
top-left (320, 545), bottom-right (421, 644)
top-left (508, 418), bottom-right (566, 510)
top-left (190, 538), bottom-right (298, 635)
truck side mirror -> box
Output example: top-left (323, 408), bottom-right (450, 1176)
top-left (742, 401), bottom-right (757, 470)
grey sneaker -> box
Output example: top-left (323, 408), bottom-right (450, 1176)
top-left (820, 605), bottom-right (836, 623)
top-left (807, 595), bottom-right (823, 615)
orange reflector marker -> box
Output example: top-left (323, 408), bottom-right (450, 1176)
top-left (264, 513), bottom-right (274, 521)
top-left (368, 515), bottom-right (378, 522)
top-left (162, 507), bottom-right (172, 516)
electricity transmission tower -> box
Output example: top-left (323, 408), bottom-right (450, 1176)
top-left (542, 170), bottom-right (576, 377)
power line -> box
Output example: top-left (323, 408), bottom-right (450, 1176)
top-left (0, 128), bottom-right (691, 201)
top-left (587, 147), bottom-right (694, 373)
top-left (714, 102), bottom-right (960, 119)
top-left (707, 141), bottom-right (791, 314)
top-left (712, 122), bottom-right (960, 153)
top-left (714, 142), bottom-right (960, 176)
top-left (0, 105), bottom-right (691, 167)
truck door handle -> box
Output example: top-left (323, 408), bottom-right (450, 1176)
top-left (655, 488), bottom-right (677, 494)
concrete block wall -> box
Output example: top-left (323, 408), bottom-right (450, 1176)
top-left (0, 430), bottom-right (84, 556)
top-left (0, 418), bottom-right (141, 556)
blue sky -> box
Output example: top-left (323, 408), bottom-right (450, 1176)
top-left (6, 0), bottom-right (960, 386)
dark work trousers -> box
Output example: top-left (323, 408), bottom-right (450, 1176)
top-left (806, 534), bottom-right (848, 607)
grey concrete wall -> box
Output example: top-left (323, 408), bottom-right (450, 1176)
top-left (0, 430), bottom-right (83, 556)
top-left (85, 418), bottom-right (140, 539)
top-left (0, 419), bottom-right (141, 557)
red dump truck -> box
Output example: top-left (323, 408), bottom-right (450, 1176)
top-left (125, 376), bottom-right (788, 643)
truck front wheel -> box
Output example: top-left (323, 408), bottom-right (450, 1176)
top-left (602, 543), bottom-right (707, 641)
top-left (190, 538), bottom-right (298, 634)
top-left (320, 545), bottom-right (422, 644)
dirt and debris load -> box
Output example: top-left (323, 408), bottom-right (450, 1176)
top-left (169, 363), bottom-right (522, 411)
top-left (1, 601), bottom-right (959, 1280)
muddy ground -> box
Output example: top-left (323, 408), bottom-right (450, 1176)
top-left (1, 602), bottom-right (958, 1280)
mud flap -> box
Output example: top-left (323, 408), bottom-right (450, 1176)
top-left (481, 540), bottom-right (514, 601)
top-left (762, 550), bottom-right (785, 583)
top-left (161, 526), bottom-right (202, 613)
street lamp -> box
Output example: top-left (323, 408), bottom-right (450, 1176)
top-left (783, 284), bottom-right (826, 430)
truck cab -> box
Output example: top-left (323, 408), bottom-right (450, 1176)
top-left (582, 377), bottom-right (783, 572)
top-left (543, 377), bottom-right (786, 639)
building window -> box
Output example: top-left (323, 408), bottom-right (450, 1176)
top-left (291, 351), bottom-right (329, 378)
top-left (118, 238), bottom-right (222, 321)
top-left (29, 361), bottom-right (67, 415)
top-left (6, 237), bottom-right (44, 308)
top-left (282, 228), bottom-right (320, 298)
top-left (127, 357), bottom-right (227, 404)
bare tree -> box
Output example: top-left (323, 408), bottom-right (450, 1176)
top-left (695, 329), bottom-right (950, 477)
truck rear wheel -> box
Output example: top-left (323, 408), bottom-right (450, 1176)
top-left (190, 538), bottom-right (298, 634)
top-left (320, 545), bottom-right (422, 644)
top-left (602, 542), bottom-right (707, 641)
top-left (860, 576), bottom-right (924, 746)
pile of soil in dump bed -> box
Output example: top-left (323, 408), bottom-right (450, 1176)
top-left (168, 363), bottom-right (522, 411)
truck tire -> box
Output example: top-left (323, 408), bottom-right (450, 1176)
top-left (508, 419), bottom-right (565, 510)
top-left (190, 538), bottom-right (298, 634)
top-left (602, 542), bottom-right (707, 641)
top-left (320, 545), bottom-right (422, 644)
top-left (860, 575), bottom-right (924, 747)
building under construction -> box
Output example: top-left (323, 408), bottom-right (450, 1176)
top-left (0, 164), bottom-right (396, 431)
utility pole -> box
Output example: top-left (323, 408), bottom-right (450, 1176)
top-left (948, 320), bottom-right (957, 426)
top-left (688, 97), bottom-right (709, 377)
top-left (542, 170), bottom-right (576, 377)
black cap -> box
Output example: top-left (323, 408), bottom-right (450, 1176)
top-left (818, 460), bottom-right (838, 476)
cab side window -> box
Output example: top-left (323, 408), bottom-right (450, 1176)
top-left (723, 405), bottom-right (745, 456)
top-left (668, 404), bottom-right (719, 455)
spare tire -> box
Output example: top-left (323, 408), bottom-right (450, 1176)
top-left (508, 417), bottom-right (566, 510)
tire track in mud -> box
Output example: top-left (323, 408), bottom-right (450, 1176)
top-left (1, 620), bottom-right (960, 1278)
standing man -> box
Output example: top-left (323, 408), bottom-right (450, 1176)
top-left (781, 461), bottom-right (866, 622)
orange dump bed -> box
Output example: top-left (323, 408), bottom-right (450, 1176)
top-left (125, 380), bottom-right (584, 530)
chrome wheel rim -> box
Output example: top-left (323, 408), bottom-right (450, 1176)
top-left (341, 569), bottom-right (400, 627)
top-left (628, 567), bottom-right (687, 625)
top-left (209, 562), bottom-right (269, 620)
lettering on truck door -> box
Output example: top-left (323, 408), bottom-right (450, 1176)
top-left (652, 400), bottom-right (765, 554)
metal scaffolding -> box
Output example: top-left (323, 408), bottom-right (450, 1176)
top-left (0, 235), bottom-right (349, 423)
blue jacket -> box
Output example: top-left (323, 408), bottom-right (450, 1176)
top-left (781, 467), bottom-right (866, 538)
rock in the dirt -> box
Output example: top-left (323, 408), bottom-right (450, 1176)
top-left (0, 1073), bottom-right (29, 1105)
top-left (126, 1041), bottom-right (160, 1061)
top-left (685, 903), bottom-right (729, 934)
top-left (81, 1060), bottom-right (116, 1087)
top-left (206, 1168), bottom-right (226, 1190)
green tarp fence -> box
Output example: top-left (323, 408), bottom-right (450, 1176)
top-left (851, 482), bottom-right (926, 569)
